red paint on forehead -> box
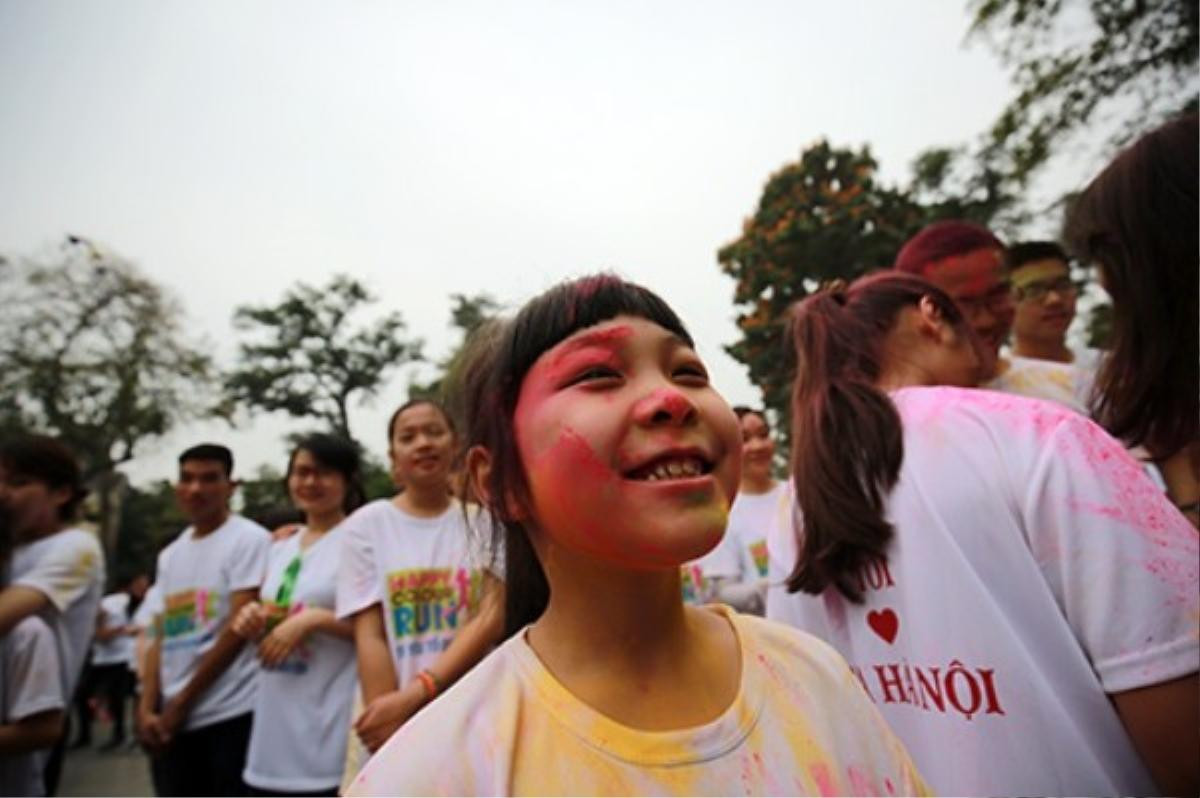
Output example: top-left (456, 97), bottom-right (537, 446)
top-left (545, 324), bottom-right (634, 369)
top-left (924, 247), bottom-right (1005, 297)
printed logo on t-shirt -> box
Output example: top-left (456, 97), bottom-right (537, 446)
top-left (749, 540), bottom-right (769, 578)
top-left (387, 567), bottom-right (483, 659)
top-left (680, 564), bottom-right (706, 604)
top-left (844, 558), bottom-right (1009, 723)
top-left (162, 588), bottom-right (220, 646)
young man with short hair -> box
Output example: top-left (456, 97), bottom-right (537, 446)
top-left (137, 444), bottom-right (269, 797)
top-left (894, 219), bottom-right (1014, 382)
top-left (0, 434), bottom-right (105, 794)
top-left (987, 241), bottom-right (1100, 413)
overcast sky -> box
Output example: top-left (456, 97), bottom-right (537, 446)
top-left (0, 1), bottom-right (1097, 488)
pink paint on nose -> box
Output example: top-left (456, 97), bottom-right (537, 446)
top-left (648, 389), bottom-right (691, 419)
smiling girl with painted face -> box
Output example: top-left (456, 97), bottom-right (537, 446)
top-left (348, 275), bottom-right (926, 796)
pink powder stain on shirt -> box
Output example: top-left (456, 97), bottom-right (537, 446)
top-left (808, 763), bottom-right (839, 797)
top-left (846, 764), bottom-right (879, 796)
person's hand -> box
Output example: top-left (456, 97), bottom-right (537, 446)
top-left (136, 706), bottom-right (169, 753)
top-left (158, 696), bottom-right (187, 742)
top-left (354, 685), bottom-right (426, 752)
top-left (232, 601), bottom-right (268, 640)
top-left (257, 610), bottom-right (312, 667)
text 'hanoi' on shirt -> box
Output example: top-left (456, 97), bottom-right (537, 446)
top-left (766, 386), bottom-right (1199, 797)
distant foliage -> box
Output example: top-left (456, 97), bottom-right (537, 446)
top-left (970, 0), bottom-right (1199, 186)
top-left (719, 140), bottom-right (1011, 441)
top-left (224, 275), bottom-right (422, 446)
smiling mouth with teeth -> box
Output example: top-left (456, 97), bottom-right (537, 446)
top-left (627, 457), bottom-right (710, 482)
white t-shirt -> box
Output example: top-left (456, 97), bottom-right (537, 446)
top-left (347, 606), bottom-right (927, 796)
top-left (244, 526), bottom-right (357, 793)
top-left (987, 347), bottom-right (1101, 414)
top-left (336, 499), bottom-right (498, 686)
top-left (129, 583), bottom-right (162, 675)
top-left (679, 537), bottom-right (739, 605)
top-left (766, 386), bottom-right (1200, 797)
top-left (156, 515), bottom-right (270, 731)
top-left (0, 616), bottom-right (64, 798)
top-left (91, 592), bottom-right (134, 666)
top-left (10, 527), bottom-right (105, 698)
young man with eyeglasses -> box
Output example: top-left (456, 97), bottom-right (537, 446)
top-left (894, 223), bottom-right (1102, 413)
top-left (986, 241), bottom-right (1101, 413)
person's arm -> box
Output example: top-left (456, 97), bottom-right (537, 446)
top-left (354, 605), bottom-right (398, 706)
top-left (158, 587), bottom-right (257, 736)
top-left (1111, 673), bottom-right (1199, 796)
top-left (136, 614), bottom-right (167, 751)
top-left (256, 607), bottom-right (353, 666)
top-left (354, 576), bottom-right (505, 752)
top-left (0, 710), bottom-right (64, 754)
top-left (0, 585), bottom-right (49, 637)
top-left (94, 604), bottom-right (124, 643)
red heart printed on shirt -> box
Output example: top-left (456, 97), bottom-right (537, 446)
top-left (866, 608), bottom-right (899, 644)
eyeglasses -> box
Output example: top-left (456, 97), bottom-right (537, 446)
top-left (954, 282), bottom-right (1014, 318)
top-left (1012, 277), bottom-right (1079, 302)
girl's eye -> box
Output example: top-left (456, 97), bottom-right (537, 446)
top-left (567, 365), bottom-right (621, 386)
top-left (673, 362), bottom-right (709, 384)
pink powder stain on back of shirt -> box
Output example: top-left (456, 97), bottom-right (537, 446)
top-left (808, 763), bottom-right (838, 797)
top-left (846, 764), bottom-right (879, 796)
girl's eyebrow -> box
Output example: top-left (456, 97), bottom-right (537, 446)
top-left (546, 325), bottom-right (634, 367)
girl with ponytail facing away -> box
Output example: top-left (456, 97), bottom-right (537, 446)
top-left (766, 271), bottom-right (1199, 796)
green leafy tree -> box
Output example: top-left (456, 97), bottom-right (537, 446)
top-left (409, 292), bottom-right (501, 406)
top-left (113, 479), bottom-right (186, 584)
top-left (718, 141), bottom-right (936, 437)
top-left (969, 0), bottom-right (1198, 187)
top-left (0, 236), bottom-right (214, 561)
top-left (225, 275), bottom-right (422, 445)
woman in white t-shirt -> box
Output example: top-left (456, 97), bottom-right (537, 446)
top-left (346, 275), bottom-right (927, 796)
top-left (767, 271), bottom-right (1199, 796)
top-left (707, 407), bottom-right (787, 615)
top-left (335, 399), bottom-right (505, 773)
top-left (231, 434), bottom-right (365, 796)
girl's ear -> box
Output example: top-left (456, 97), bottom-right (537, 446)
top-left (466, 445), bottom-right (528, 521)
top-left (916, 295), bottom-right (951, 342)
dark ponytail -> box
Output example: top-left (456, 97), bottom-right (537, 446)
top-left (787, 272), bottom-right (969, 603)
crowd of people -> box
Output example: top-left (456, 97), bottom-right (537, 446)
top-left (0, 115), bottom-right (1195, 797)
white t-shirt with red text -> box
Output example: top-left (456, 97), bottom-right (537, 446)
top-left (156, 515), bottom-right (271, 731)
top-left (766, 386), bottom-right (1199, 797)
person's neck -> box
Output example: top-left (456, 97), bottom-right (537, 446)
top-left (739, 474), bottom-right (775, 495)
top-left (1013, 337), bottom-right (1073, 363)
top-left (303, 509), bottom-right (345, 538)
top-left (394, 483), bottom-right (451, 518)
top-left (24, 519), bottom-right (69, 545)
top-left (191, 510), bottom-right (230, 538)
top-left (527, 545), bottom-right (739, 730)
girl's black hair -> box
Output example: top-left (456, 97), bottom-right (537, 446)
top-left (387, 398), bottom-right (457, 443)
top-left (0, 435), bottom-right (87, 522)
top-left (456, 274), bottom-right (692, 638)
top-left (286, 433), bottom-right (366, 515)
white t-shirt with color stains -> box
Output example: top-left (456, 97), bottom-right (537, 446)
top-left (11, 527), bottom-right (105, 698)
top-left (766, 386), bottom-right (1199, 797)
top-left (347, 606), bottom-right (928, 797)
top-left (0, 616), bottom-right (63, 797)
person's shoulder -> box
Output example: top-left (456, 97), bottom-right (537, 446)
top-left (224, 514), bottom-right (270, 540)
top-left (893, 385), bottom-right (1078, 440)
top-left (343, 498), bottom-right (398, 530)
top-left (349, 638), bottom-right (524, 795)
top-left (734, 610), bottom-right (845, 667)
